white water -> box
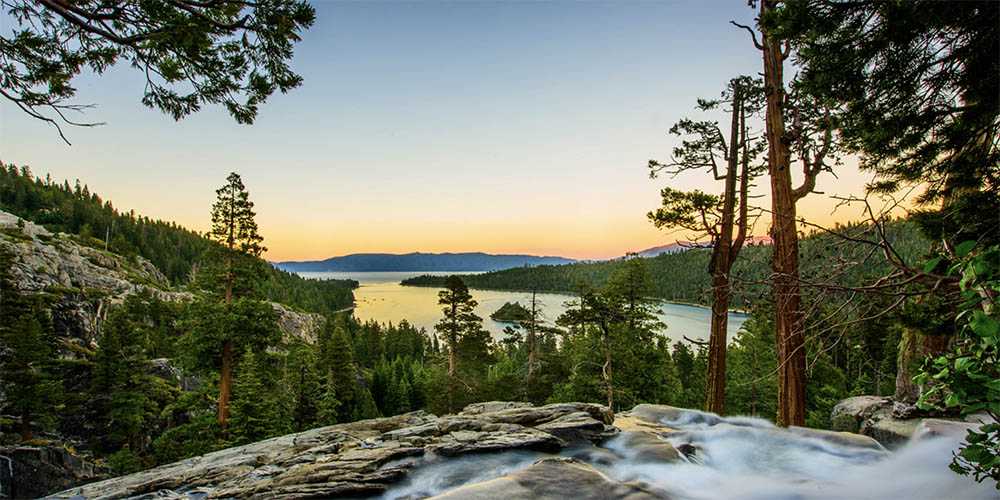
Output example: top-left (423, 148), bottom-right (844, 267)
top-left (297, 271), bottom-right (747, 342)
top-left (380, 411), bottom-right (996, 500)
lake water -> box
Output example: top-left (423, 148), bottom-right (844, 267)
top-left (297, 271), bottom-right (747, 344)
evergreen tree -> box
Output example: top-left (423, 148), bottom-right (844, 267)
top-left (230, 349), bottom-right (286, 444)
top-left (90, 306), bottom-right (158, 454)
top-left (351, 387), bottom-right (380, 421)
top-left (204, 172), bottom-right (267, 429)
top-left (287, 345), bottom-right (322, 432)
top-left (326, 322), bottom-right (358, 421)
top-left (179, 297), bottom-right (281, 431)
top-left (0, 248), bottom-right (59, 440)
top-left (434, 276), bottom-right (487, 412)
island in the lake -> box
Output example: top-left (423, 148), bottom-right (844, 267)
top-left (490, 301), bottom-right (532, 322)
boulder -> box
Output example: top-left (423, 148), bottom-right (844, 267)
top-left (428, 457), bottom-right (670, 500)
top-left (830, 396), bottom-right (891, 433)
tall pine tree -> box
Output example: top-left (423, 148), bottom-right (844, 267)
top-left (205, 172), bottom-right (266, 428)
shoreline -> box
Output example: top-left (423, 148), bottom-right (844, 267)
top-left (398, 281), bottom-right (749, 315)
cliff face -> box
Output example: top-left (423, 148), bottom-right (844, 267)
top-left (0, 210), bottom-right (324, 347)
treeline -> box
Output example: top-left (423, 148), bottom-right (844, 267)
top-left (0, 164), bottom-right (355, 316)
top-left (402, 219), bottom-right (929, 308)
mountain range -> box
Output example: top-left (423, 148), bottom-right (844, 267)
top-left (274, 252), bottom-right (576, 273)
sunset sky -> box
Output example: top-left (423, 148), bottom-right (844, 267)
top-left (0, 1), bottom-right (880, 262)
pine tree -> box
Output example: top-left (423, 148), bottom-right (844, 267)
top-left (179, 297), bottom-right (281, 432)
top-left (434, 276), bottom-right (487, 412)
top-left (206, 172), bottom-right (266, 429)
top-left (326, 322), bottom-right (357, 421)
top-left (288, 346), bottom-right (322, 431)
top-left (90, 306), bottom-right (157, 454)
top-left (0, 248), bottom-right (59, 440)
top-left (230, 349), bottom-right (284, 444)
top-left (351, 387), bottom-right (380, 421)
top-left (317, 375), bottom-right (341, 426)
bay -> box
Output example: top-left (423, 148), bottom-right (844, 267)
top-left (297, 271), bottom-right (747, 343)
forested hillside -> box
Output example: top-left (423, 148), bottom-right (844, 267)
top-left (403, 219), bottom-right (929, 308)
top-left (0, 165), bottom-right (355, 315)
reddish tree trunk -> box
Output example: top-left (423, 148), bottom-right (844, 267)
top-left (218, 339), bottom-right (233, 428)
top-left (761, 2), bottom-right (807, 426)
top-left (705, 84), bottom-right (746, 415)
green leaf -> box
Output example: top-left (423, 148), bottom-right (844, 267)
top-left (955, 240), bottom-right (976, 258)
top-left (923, 256), bottom-right (943, 273)
top-left (969, 310), bottom-right (1000, 338)
top-left (945, 393), bottom-right (961, 407)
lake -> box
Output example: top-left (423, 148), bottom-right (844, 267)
top-left (297, 271), bottom-right (747, 343)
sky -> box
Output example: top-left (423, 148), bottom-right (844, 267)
top-left (0, 1), bottom-right (879, 262)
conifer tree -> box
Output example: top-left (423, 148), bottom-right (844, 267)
top-left (434, 276), bottom-right (484, 412)
top-left (91, 305), bottom-right (158, 454)
top-left (230, 349), bottom-right (285, 444)
top-left (205, 172), bottom-right (266, 428)
top-left (288, 346), bottom-right (322, 431)
top-left (325, 322), bottom-right (358, 421)
top-left (352, 387), bottom-right (381, 421)
top-left (648, 76), bottom-right (764, 414)
top-left (317, 375), bottom-right (341, 426)
top-left (0, 248), bottom-right (59, 441)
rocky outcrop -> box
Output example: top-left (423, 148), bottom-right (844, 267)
top-left (0, 444), bottom-right (107, 499)
top-left (830, 395), bottom-right (992, 447)
top-left (1, 210), bottom-right (325, 348)
top-left (48, 402), bottom-right (617, 499)
top-left (270, 302), bottom-right (324, 345)
top-left (0, 211), bottom-right (169, 295)
top-left (430, 457), bottom-right (668, 500)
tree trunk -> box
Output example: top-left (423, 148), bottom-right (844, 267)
top-left (19, 413), bottom-right (32, 441)
top-left (526, 290), bottom-right (538, 382)
top-left (447, 303), bottom-right (457, 412)
top-left (706, 275), bottom-right (731, 413)
top-left (218, 339), bottom-right (233, 428)
top-left (704, 83), bottom-right (743, 415)
top-left (601, 325), bottom-right (613, 411)
top-left (761, 10), bottom-right (807, 426)
top-left (895, 326), bottom-right (953, 404)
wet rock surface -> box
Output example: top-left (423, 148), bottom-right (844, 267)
top-left (429, 457), bottom-right (669, 500)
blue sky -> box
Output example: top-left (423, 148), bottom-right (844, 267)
top-left (0, 1), bottom-right (871, 260)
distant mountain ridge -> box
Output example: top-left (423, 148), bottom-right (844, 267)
top-left (274, 252), bottom-right (576, 273)
top-left (635, 236), bottom-right (773, 258)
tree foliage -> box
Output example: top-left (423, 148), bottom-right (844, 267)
top-left (1, 0), bottom-right (316, 143)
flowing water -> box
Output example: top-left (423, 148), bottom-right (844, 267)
top-left (297, 271), bottom-right (747, 342)
top-left (378, 411), bottom-right (997, 500)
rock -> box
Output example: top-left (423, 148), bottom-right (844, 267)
top-left (626, 404), bottom-right (723, 427)
top-left (536, 411), bottom-right (616, 443)
top-left (862, 414), bottom-right (923, 446)
top-left (271, 302), bottom-right (325, 345)
top-left (614, 432), bottom-right (681, 462)
top-left (0, 210), bottom-right (169, 295)
top-left (47, 403), bottom-right (616, 499)
top-left (829, 395), bottom-right (977, 448)
top-left (0, 445), bottom-right (107, 499)
top-left (912, 418), bottom-right (983, 442)
top-left (830, 396), bottom-right (892, 433)
top-left (461, 401), bottom-right (534, 415)
top-left (787, 426), bottom-right (886, 451)
top-left (428, 457), bottom-right (669, 500)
